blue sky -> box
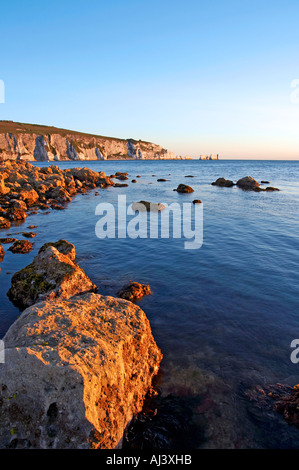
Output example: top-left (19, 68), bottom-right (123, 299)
top-left (1, 0), bottom-right (299, 159)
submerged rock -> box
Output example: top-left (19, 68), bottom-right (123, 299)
top-left (157, 178), bottom-right (168, 182)
top-left (7, 240), bottom-right (96, 308)
top-left (175, 184), bottom-right (194, 193)
top-left (211, 177), bottom-right (235, 187)
top-left (0, 293), bottom-right (162, 449)
top-left (192, 199), bottom-right (202, 204)
top-left (22, 232), bottom-right (37, 238)
top-left (8, 240), bottom-right (33, 254)
top-left (117, 282), bottom-right (152, 302)
top-left (131, 201), bottom-right (166, 212)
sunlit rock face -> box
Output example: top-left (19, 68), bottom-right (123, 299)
top-left (0, 293), bottom-right (162, 449)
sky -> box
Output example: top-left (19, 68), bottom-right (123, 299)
top-left (0, 0), bottom-right (299, 159)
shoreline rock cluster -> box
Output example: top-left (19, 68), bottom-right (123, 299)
top-left (0, 159), bottom-right (114, 227)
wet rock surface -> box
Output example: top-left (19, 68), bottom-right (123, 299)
top-left (0, 293), bottom-right (162, 449)
top-left (117, 282), bottom-right (152, 302)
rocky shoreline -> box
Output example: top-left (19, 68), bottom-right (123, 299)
top-left (1, 159), bottom-right (296, 449)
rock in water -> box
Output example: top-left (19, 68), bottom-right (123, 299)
top-left (131, 201), bottom-right (166, 212)
top-left (8, 240), bottom-right (33, 254)
top-left (7, 240), bottom-right (96, 308)
top-left (117, 282), bottom-right (152, 301)
top-left (211, 177), bottom-right (235, 187)
top-left (175, 184), bottom-right (194, 193)
top-left (0, 293), bottom-right (163, 449)
top-left (236, 176), bottom-right (260, 190)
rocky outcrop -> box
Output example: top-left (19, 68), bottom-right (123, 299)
top-left (211, 177), bottom-right (235, 187)
top-left (0, 160), bottom-right (114, 228)
top-left (7, 240), bottom-right (96, 308)
top-left (0, 121), bottom-right (178, 161)
top-left (0, 292), bottom-right (162, 449)
top-left (0, 243), bottom-right (4, 259)
top-left (117, 282), bottom-right (152, 302)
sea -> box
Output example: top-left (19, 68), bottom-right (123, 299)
top-left (0, 159), bottom-right (299, 448)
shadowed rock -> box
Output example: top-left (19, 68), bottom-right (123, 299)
top-left (175, 184), bottom-right (194, 193)
top-left (211, 177), bottom-right (235, 187)
top-left (236, 176), bottom-right (260, 190)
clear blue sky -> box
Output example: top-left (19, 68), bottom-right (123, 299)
top-left (1, 0), bottom-right (299, 159)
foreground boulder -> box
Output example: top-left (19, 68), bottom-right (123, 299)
top-left (7, 240), bottom-right (96, 308)
top-left (117, 282), bottom-right (152, 301)
top-left (211, 177), bottom-right (234, 187)
top-left (0, 293), bottom-right (162, 449)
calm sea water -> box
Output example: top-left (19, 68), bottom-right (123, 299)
top-left (1, 159), bottom-right (299, 448)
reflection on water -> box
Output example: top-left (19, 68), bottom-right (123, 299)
top-left (1, 159), bottom-right (299, 448)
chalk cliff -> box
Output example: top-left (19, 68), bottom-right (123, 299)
top-left (0, 121), bottom-right (179, 161)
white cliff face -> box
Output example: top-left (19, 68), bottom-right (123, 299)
top-left (0, 126), bottom-right (178, 161)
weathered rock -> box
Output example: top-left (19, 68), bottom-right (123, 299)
top-left (8, 240), bottom-right (33, 254)
top-left (211, 177), bottom-right (235, 187)
top-left (0, 293), bottom-right (162, 449)
top-left (18, 188), bottom-right (39, 206)
top-left (131, 201), bottom-right (166, 212)
top-left (236, 176), bottom-right (260, 191)
top-left (265, 186), bottom-right (280, 192)
top-left (192, 199), bottom-right (202, 204)
top-left (117, 282), bottom-right (152, 301)
top-left (7, 240), bottom-right (96, 309)
top-left (175, 184), bottom-right (194, 193)
top-left (0, 217), bottom-right (10, 229)
top-left (131, 180), bottom-right (137, 183)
